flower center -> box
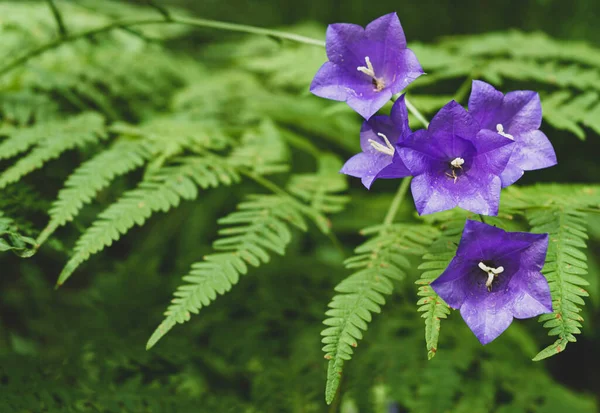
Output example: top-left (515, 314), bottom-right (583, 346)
top-left (445, 157), bottom-right (464, 183)
top-left (368, 133), bottom-right (395, 156)
top-left (496, 124), bottom-right (514, 140)
top-left (478, 262), bottom-right (504, 292)
top-left (357, 56), bottom-right (386, 92)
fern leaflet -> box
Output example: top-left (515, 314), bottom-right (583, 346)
top-left (0, 112), bottom-right (106, 189)
top-left (36, 139), bottom-right (153, 245)
top-left (228, 118), bottom-right (289, 175)
top-left (415, 215), bottom-right (466, 359)
top-left (147, 194), bottom-right (309, 349)
top-left (287, 154), bottom-right (350, 215)
top-left (529, 208), bottom-right (590, 360)
top-left (321, 224), bottom-right (439, 404)
top-left (56, 155), bottom-right (239, 286)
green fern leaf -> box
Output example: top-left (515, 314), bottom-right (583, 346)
top-left (228, 119), bottom-right (289, 175)
top-left (415, 214), bottom-right (468, 359)
top-left (322, 224), bottom-right (439, 404)
top-left (529, 208), bottom-right (590, 360)
top-left (0, 113), bottom-right (106, 189)
top-left (147, 194), bottom-right (308, 349)
top-left (56, 156), bottom-right (240, 286)
top-left (36, 139), bottom-right (153, 246)
top-left (287, 154), bottom-right (349, 214)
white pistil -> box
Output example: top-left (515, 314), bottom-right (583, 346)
top-left (451, 157), bottom-right (465, 168)
top-left (357, 56), bottom-right (385, 92)
top-left (357, 56), bottom-right (376, 78)
top-left (368, 133), bottom-right (395, 156)
top-left (478, 262), bottom-right (505, 292)
top-left (496, 124), bottom-right (514, 140)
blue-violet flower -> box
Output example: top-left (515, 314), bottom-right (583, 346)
top-left (340, 95), bottom-right (411, 188)
top-left (398, 101), bottom-right (515, 216)
top-left (310, 12), bottom-right (423, 120)
top-left (468, 80), bottom-right (557, 187)
top-left (431, 220), bottom-right (552, 345)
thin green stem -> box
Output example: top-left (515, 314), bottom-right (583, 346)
top-left (405, 97), bottom-right (430, 128)
top-left (383, 177), bottom-right (412, 226)
top-left (0, 14), bottom-right (324, 77)
top-left (46, 0), bottom-right (68, 37)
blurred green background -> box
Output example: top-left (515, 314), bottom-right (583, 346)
top-left (0, 1), bottom-right (599, 412)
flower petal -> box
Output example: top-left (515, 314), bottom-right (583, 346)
top-left (460, 296), bottom-right (514, 345)
top-left (500, 129), bottom-right (557, 187)
top-left (374, 151), bottom-right (410, 180)
top-left (340, 152), bottom-right (392, 189)
top-left (325, 23), bottom-right (365, 65)
top-left (509, 271), bottom-right (553, 318)
top-left (429, 101), bottom-right (480, 141)
top-left (468, 80), bottom-right (504, 127)
top-left (390, 94), bottom-right (410, 138)
top-left (410, 173), bottom-right (458, 215)
top-left (500, 90), bottom-right (542, 133)
top-left (388, 49), bottom-right (424, 94)
top-left (473, 129), bottom-right (515, 175)
top-left (360, 116), bottom-right (401, 153)
top-left (430, 256), bottom-right (472, 308)
top-left (347, 88), bottom-right (394, 120)
top-left (364, 12), bottom-right (406, 49)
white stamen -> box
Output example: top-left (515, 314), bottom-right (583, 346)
top-left (368, 133), bottom-right (395, 156)
top-left (478, 262), bottom-right (504, 291)
top-left (496, 124), bottom-right (514, 140)
top-left (357, 56), bottom-right (385, 92)
top-left (357, 56), bottom-right (376, 78)
top-left (451, 157), bottom-right (465, 168)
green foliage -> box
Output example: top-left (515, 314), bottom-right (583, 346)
top-left (0, 1), bottom-right (599, 411)
top-left (0, 112), bottom-right (106, 189)
top-left (57, 155), bottom-right (240, 286)
top-left (321, 224), bottom-right (439, 404)
top-left (147, 194), bottom-right (309, 349)
top-left (287, 154), bottom-right (350, 215)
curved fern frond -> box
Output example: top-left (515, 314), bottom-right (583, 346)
top-left (0, 91), bottom-right (59, 126)
top-left (56, 155), bottom-right (240, 286)
top-left (0, 211), bottom-right (37, 258)
top-left (147, 194), bottom-right (308, 349)
top-left (321, 224), bottom-right (439, 404)
top-left (287, 154), bottom-right (350, 215)
top-left (0, 112), bottom-right (106, 189)
top-left (36, 139), bottom-right (154, 246)
top-left (529, 208), bottom-right (590, 360)
top-left (415, 215), bottom-right (468, 359)
top-left (228, 119), bottom-right (289, 175)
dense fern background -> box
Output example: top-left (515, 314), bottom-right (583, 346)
top-left (0, 1), bottom-right (599, 412)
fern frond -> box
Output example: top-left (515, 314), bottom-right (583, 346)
top-left (0, 91), bottom-right (59, 126)
top-left (415, 214), bottom-right (468, 359)
top-left (36, 139), bottom-right (154, 245)
top-left (147, 194), bottom-right (308, 349)
top-left (0, 113), bottom-right (106, 189)
top-left (228, 119), bottom-right (289, 175)
top-left (0, 211), bottom-right (37, 257)
top-left (321, 224), bottom-right (439, 404)
top-left (287, 154), bottom-right (349, 214)
top-left (529, 208), bottom-right (590, 360)
top-left (56, 156), bottom-right (240, 286)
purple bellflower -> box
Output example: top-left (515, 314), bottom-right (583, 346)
top-left (468, 80), bottom-right (557, 187)
top-left (431, 220), bottom-right (552, 345)
top-left (398, 101), bottom-right (515, 216)
top-left (310, 12), bottom-right (423, 120)
top-left (340, 95), bottom-right (411, 188)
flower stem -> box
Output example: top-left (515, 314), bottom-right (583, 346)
top-left (0, 14), bottom-right (324, 77)
top-left (383, 177), bottom-right (412, 226)
top-left (405, 97), bottom-right (430, 128)
top-left (46, 0), bottom-right (68, 37)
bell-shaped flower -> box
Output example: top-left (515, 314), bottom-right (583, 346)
top-left (431, 220), bottom-right (552, 345)
top-left (398, 101), bottom-right (514, 216)
top-left (310, 12), bottom-right (423, 120)
top-left (468, 80), bottom-right (557, 187)
top-left (340, 95), bottom-right (411, 188)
